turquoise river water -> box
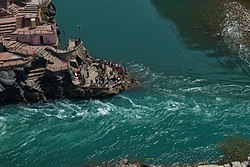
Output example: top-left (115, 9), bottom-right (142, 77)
top-left (0, 0), bottom-right (250, 166)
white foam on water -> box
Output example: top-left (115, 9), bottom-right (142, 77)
top-left (93, 100), bottom-right (114, 116)
top-left (163, 100), bottom-right (186, 112)
top-left (20, 107), bottom-right (39, 113)
top-left (75, 111), bottom-right (88, 118)
top-left (216, 97), bottom-right (222, 101)
top-left (44, 113), bottom-right (52, 117)
top-left (0, 116), bottom-right (7, 135)
top-left (193, 103), bottom-right (202, 114)
top-left (180, 87), bottom-right (202, 93)
top-left (55, 109), bottom-right (67, 119)
top-left (191, 79), bottom-right (207, 84)
top-left (97, 107), bottom-right (111, 116)
top-left (117, 95), bottom-right (153, 111)
top-left (20, 137), bottom-right (35, 148)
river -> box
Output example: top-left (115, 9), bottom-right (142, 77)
top-left (0, 0), bottom-right (250, 166)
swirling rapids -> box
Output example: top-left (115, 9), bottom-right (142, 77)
top-left (0, 63), bottom-right (249, 166)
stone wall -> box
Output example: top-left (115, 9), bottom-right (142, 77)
top-left (75, 42), bottom-right (88, 59)
top-left (17, 33), bottom-right (57, 46)
top-left (48, 42), bottom-right (87, 61)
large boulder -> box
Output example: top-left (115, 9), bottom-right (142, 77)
top-left (0, 70), bottom-right (16, 93)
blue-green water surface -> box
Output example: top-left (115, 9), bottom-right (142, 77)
top-left (0, 0), bottom-right (250, 166)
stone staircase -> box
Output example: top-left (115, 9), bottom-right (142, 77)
top-left (7, 4), bottom-right (19, 16)
top-left (0, 17), bottom-right (16, 41)
top-left (4, 40), bottom-right (30, 54)
top-left (39, 49), bottom-right (62, 63)
top-left (25, 3), bottom-right (39, 15)
top-left (27, 68), bottom-right (45, 81)
top-left (10, 33), bottom-right (17, 41)
top-left (4, 40), bottom-right (45, 56)
top-left (17, 3), bottom-right (38, 18)
top-left (39, 49), bottom-right (68, 72)
top-left (26, 67), bottom-right (45, 91)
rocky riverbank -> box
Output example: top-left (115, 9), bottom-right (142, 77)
top-left (0, 35), bottom-right (136, 104)
top-left (0, 0), bottom-right (136, 104)
top-left (0, 52), bottom-right (136, 104)
top-left (97, 156), bottom-right (250, 167)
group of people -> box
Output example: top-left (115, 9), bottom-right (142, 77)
top-left (70, 55), bottom-right (129, 88)
top-left (87, 58), bottom-right (129, 88)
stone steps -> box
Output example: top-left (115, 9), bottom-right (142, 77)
top-left (35, 47), bottom-right (44, 53)
top-left (0, 27), bottom-right (15, 33)
top-left (39, 50), bottom-right (63, 63)
top-left (0, 30), bottom-right (14, 38)
top-left (7, 4), bottom-right (19, 16)
top-left (8, 41), bottom-right (27, 50)
top-left (29, 67), bottom-right (46, 73)
top-left (28, 72), bottom-right (44, 79)
top-left (27, 68), bottom-right (45, 81)
top-left (3, 39), bottom-right (46, 56)
top-left (0, 18), bottom-right (16, 40)
top-left (17, 4), bottom-right (39, 17)
top-left (24, 4), bottom-right (39, 14)
top-left (3, 36), bottom-right (11, 41)
top-left (10, 34), bottom-right (17, 41)
top-left (26, 80), bottom-right (42, 92)
top-left (38, 49), bottom-right (68, 72)
top-left (0, 23), bottom-right (16, 29)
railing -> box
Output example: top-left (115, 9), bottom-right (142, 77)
top-left (17, 29), bottom-right (53, 35)
top-left (50, 48), bottom-right (71, 54)
top-left (47, 41), bottom-right (82, 54)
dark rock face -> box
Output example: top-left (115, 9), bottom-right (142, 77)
top-left (0, 70), bottom-right (24, 103)
top-left (43, 2), bottom-right (57, 23)
top-left (0, 70), bottom-right (16, 88)
top-left (0, 55), bottom-right (135, 104)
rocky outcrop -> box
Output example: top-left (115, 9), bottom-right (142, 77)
top-left (98, 156), bottom-right (250, 167)
top-left (0, 0), bottom-right (136, 104)
top-left (42, 2), bottom-right (56, 23)
top-left (0, 49), bottom-right (135, 104)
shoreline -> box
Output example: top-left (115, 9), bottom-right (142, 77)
top-left (96, 157), bottom-right (250, 167)
top-left (0, 0), bottom-right (137, 104)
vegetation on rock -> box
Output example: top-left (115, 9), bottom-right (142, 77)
top-left (218, 136), bottom-right (250, 163)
